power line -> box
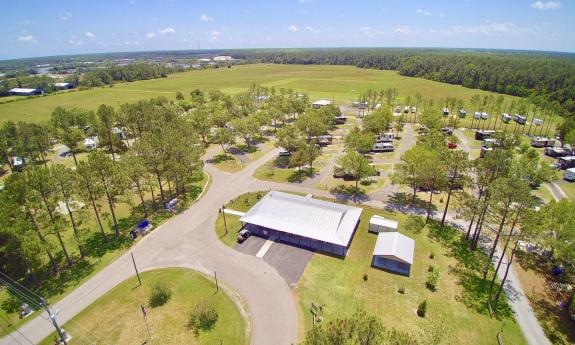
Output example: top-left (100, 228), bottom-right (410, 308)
top-left (0, 271), bottom-right (43, 301)
top-left (0, 276), bottom-right (43, 310)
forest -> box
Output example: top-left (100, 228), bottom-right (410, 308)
top-left (231, 48), bottom-right (575, 115)
top-left (78, 62), bottom-right (177, 87)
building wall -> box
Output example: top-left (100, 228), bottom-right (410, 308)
top-left (246, 224), bottom-right (348, 256)
top-left (372, 256), bottom-right (411, 276)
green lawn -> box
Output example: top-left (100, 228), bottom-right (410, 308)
top-left (0, 171), bottom-right (209, 336)
top-left (0, 64), bottom-right (525, 124)
top-left (217, 191), bottom-right (526, 345)
top-left (38, 268), bottom-right (246, 345)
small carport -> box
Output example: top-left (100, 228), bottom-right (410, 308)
top-left (372, 232), bottom-right (415, 276)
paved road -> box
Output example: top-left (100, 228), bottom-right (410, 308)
top-left (546, 182), bottom-right (568, 201)
top-left (3, 123), bottom-right (551, 345)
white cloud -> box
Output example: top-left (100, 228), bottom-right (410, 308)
top-left (288, 24), bottom-right (298, 32)
top-left (145, 32), bottom-right (156, 39)
top-left (18, 35), bottom-right (37, 43)
top-left (85, 32), bottom-right (95, 38)
top-left (59, 12), bottom-right (72, 21)
top-left (210, 31), bottom-right (220, 40)
top-left (305, 26), bottom-right (320, 33)
top-left (446, 21), bottom-right (521, 35)
top-left (416, 9), bottom-right (432, 16)
top-left (200, 14), bottom-right (214, 22)
top-left (531, 1), bottom-right (561, 9)
top-left (159, 27), bottom-right (176, 34)
top-left (393, 26), bottom-right (410, 34)
top-left (360, 26), bottom-right (371, 31)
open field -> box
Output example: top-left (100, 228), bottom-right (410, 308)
top-left (0, 64), bottom-right (527, 124)
top-left (38, 268), bottom-right (246, 345)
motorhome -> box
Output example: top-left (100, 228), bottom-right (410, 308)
top-left (475, 130), bottom-right (495, 140)
top-left (564, 168), bottom-right (575, 182)
top-left (372, 142), bottom-right (394, 152)
top-left (514, 114), bottom-right (527, 125)
top-left (531, 137), bottom-right (555, 148)
top-left (545, 147), bottom-right (571, 158)
top-left (501, 113), bottom-right (512, 123)
top-left (558, 156), bottom-right (575, 170)
top-left (563, 168), bottom-right (575, 182)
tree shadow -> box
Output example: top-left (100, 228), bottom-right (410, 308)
top-left (36, 260), bottom-right (95, 299)
top-left (329, 185), bottom-right (370, 203)
top-left (206, 154), bottom-right (234, 164)
top-left (288, 168), bottom-right (315, 183)
top-left (384, 192), bottom-right (429, 215)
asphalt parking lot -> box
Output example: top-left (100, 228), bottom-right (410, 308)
top-left (235, 236), bottom-right (314, 288)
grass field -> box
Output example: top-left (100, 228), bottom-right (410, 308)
top-left (0, 64), bottom-right (525, 124)
top-left (38, 268), bottom-right (246, 345)
top-left (219, 192), bottom-right (525, 345)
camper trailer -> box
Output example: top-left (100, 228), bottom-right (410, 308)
top-left (475, 130), bottom-right (495, 140)
top-left (12, 156), bottom-right (24, 171)
top-left (481, 112), bottom-right (489, 120)
top-left (459, 109), bottom-right (467, 118)
top-left (84, 136), bottom-right (98, 150)
top-left (514, 114), bottom-right (527, 125)
top-left (411, 106), bottom-right (417, 113)
top-left (395, 106), bottom-right (401, 113)
top-left (558, 156), bottom-right (575, 170)
top-left (372, 142), bottom-right (394, 152)
top-left (564, 168), bottom-right (575, 182)
top-left (545, 147), bottom-right (571, 158)
top-left (442, 108), bottom-right (449, 116)
top-left (501, 113), bottom-right (512, 123)
top-left (533, 118), bottom-right (543, 126)
top-left (531, 137), bottom-right (555, 148)
top-left (404, 106), bottom-right (410, 113)
top-left (335, 115), bottom-right (347, 124)
top-left (473, 112), bottom-right (482, 120)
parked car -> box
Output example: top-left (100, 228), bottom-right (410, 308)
top-left (238, 229), bottom-right (251, 243)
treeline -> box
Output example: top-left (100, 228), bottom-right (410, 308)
top-left (232, 48), bottom-right (575, 115)
top-left (79, 62), bottom-right (176, 87)
top-left (0, 97), bottom-right (204, 288)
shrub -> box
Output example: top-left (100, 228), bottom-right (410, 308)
top-left (363, 273), bottom-right (368, 281)
top-left (405, 215), bottom-right (425, 233)
top-left (397, 286), bottom-right (406, 294)
top-left (148, 283), bottom-right (172, 308)
top-left (426, 267), bottom-right (440, 291)
top-left (187, 302), bottom-right (219, 336)
top-left (417, 300), bottom-right (427, 317)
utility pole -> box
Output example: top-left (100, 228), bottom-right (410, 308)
top-left (40, 298), bottom-right (68, 345)
top-left (131, 252), bottom-right (142, 286)
top-left (214, 271), bottom-right (219, 293)
top-left (222, 205), bottom-right (228, 236)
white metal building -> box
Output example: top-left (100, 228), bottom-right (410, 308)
top-left (312, 100), bottom-right (332, 109)
top-left (8, 88), bottom-right (43, 96)
top-left (372, 232), bottom-right (415, 276)
top-left (368, 215), bottom-right (398, 233)
top-left (240, 191), bottom-right (362, 256)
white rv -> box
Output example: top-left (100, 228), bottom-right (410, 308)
top-left (564, 168), bottom-right (575, 182)
top-left (372, 142), bottom-right (394, 152)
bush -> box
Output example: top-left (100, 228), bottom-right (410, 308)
top-left (397, 286), bottom-right (406, 294)
top-left (187, 302), bottom-right (219, 336)
top-left (417, 300), bottom-right (427, 317)
top-left (405, 215), bottom-right (425, 233)
top-left (148, 283), bottom-right (172, 308)
top-left (426, 267), bottom-right (440, 291)
top-left (363, 273), bottom-right (368, 282)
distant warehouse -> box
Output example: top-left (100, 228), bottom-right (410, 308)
top-left (240, 191), bottom-right (362, 256)
top-left (8, 88), bottom-right (44, 96)
top-left (54, 82), bottom-right (75, 90)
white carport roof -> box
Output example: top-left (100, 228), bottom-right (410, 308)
top-left (373, 232), bottom-right (415, 265)
top-left (370, 215), bottom-right (398, 229)
top-left (239, 191), bottom-right (362, 247)
top-left (9, 88), bottom-right (37, 93)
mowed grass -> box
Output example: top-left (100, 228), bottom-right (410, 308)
top-left (0, 64), bottom-right (524, 123)
top-left (38, 268), bottom-right (246, 345)
top-left (216, 191), bottom-right (525, 345)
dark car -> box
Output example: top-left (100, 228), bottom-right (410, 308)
top-left (237, 229), bottom-right (251, 243)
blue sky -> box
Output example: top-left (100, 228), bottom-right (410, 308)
top-left (0, 0), bottom-right (573, 60)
